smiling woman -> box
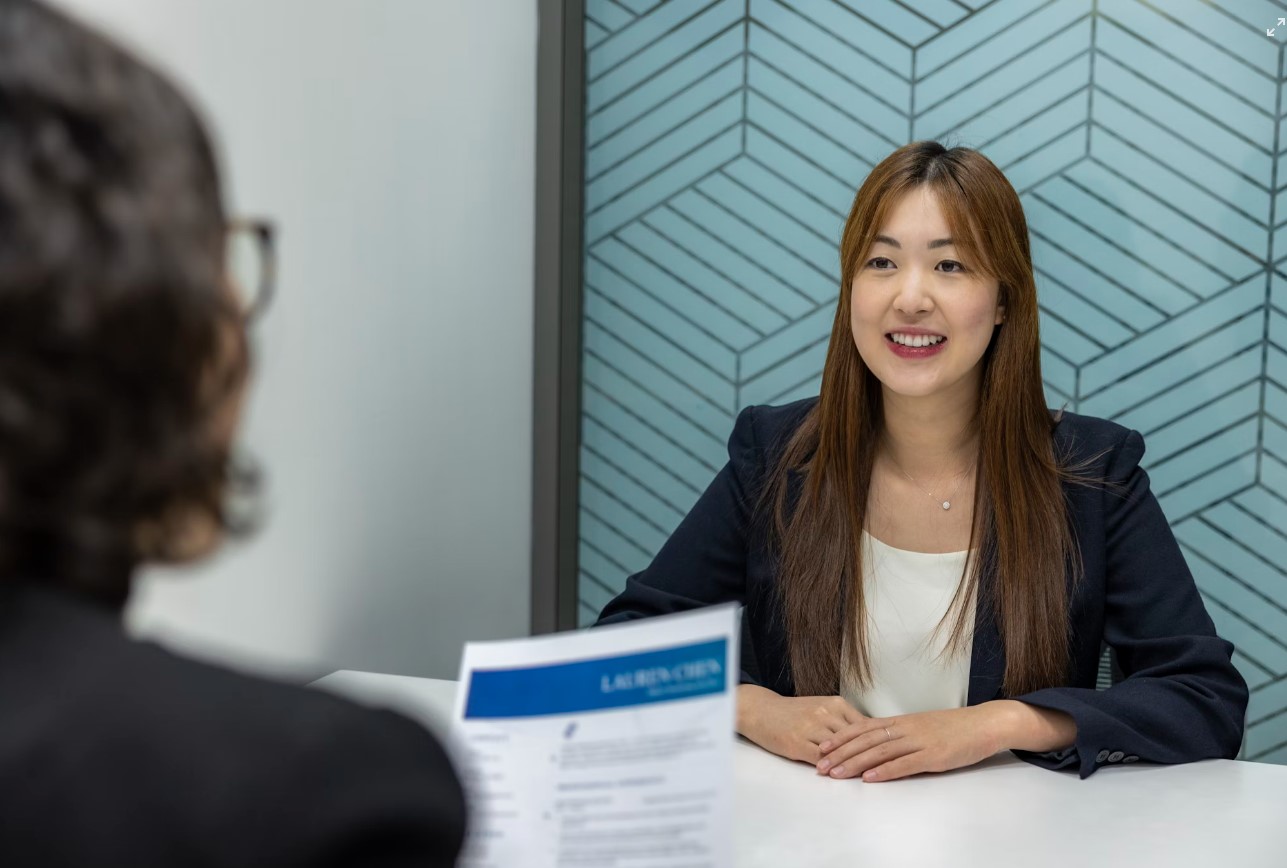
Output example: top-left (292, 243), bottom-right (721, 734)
top-left (596, 140), bottom-right (1249, 783)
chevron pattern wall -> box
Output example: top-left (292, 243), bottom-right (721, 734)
top-left (576, 0), bottom-right (1287, 764)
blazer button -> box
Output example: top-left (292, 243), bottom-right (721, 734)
top-left (1123, 755), bottom-right (1139, 763)
top-left (1108, 751), bottom-right (1125, 763)
top-left (1095, 750), bottom-right (1110, 763)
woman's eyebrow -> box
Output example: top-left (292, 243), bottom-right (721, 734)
top-left (872, 234), bottom-right (955, 249)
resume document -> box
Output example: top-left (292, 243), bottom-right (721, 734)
top-left (452, 605), bottom-right (738, 867)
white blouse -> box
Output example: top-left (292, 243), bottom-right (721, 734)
top-left (839, 531), bottom-right (975, 718)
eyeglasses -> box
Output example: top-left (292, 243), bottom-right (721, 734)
top-left (226, 218), bottom-right (276, 322)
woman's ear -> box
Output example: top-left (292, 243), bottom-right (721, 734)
top-left (995, 304), bottom-right (1006, 325)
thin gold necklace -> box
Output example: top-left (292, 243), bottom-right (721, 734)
top-left (885, 453), bottom-right (976, 511)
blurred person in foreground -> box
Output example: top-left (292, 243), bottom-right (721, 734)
top-left (0, 1), bottom-right (466, 864)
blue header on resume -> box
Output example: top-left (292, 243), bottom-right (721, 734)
top-left (463, 638), bottom-right (728, 719)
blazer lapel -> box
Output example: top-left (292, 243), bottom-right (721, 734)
top-left (966, 571), bottom-right (1004, 706)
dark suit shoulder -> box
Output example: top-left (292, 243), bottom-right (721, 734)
top-left (1050, 409), bottom-right (1135, 469)
top-left (725, 398), bottom-right (819, 493)
top-left (1, 583), bottom-right (419, 752)
top-left (741, 397), bottom-right (817, 443)
top-left (1050, 408), bottom-right (1131, 443)
top-left (733, 397), bottom-right (817, 463)
top-left (0, 585), bottom-right (465, 866)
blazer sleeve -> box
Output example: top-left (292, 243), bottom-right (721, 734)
top-left (595, 404), bottom-right (764, 684)
top-left (1010, 428), bottom-right (1249, 778)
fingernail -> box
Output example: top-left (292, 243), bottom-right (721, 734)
top-left (830, 765), bottom-right (845, 777)
top-left (863, 770), bottom-right (878, 782)
top-left (817, 759), bottom-right (831, 772)
top-left (820, 741), bottom-right (832, 752)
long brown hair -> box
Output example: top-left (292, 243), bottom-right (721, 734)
top-left (765, 140), bottom-right (1083, 698)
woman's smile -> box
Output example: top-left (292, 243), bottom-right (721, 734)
top-left (886, 330), bottom-right (948, 359)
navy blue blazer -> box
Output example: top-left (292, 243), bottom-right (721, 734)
top-left (596, 398), bottom-right (1249, 778)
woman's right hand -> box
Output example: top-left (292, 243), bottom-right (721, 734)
top-left (736, 684), bottom-right (867, 764)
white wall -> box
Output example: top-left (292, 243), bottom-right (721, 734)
top-left (56, 0), bottom-right (536, 679)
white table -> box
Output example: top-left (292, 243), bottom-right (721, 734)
top-left (314, 670), bottom-right (1287, 867)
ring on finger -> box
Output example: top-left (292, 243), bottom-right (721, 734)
top-left (883, 726), bottom-right (892, 743)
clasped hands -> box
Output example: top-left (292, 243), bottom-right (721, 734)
top-left (736, 685), bottom-right (1074, 783)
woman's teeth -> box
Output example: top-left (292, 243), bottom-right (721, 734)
top-left (889, 333), bottom-right (945, 348)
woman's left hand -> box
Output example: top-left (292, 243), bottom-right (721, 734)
top-left (814, 704), bottom-right (1008, 782)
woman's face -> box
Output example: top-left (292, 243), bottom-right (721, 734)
top-left (849, 187), bottom-right (1004, 404)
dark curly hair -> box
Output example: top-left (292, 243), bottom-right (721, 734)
top-left (0, 0), bottom-right (250, 604)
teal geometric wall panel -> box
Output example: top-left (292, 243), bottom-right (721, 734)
top-left (577, 0), bottom-right (1287, 764)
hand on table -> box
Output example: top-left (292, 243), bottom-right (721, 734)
top-left (736, 685), bottom-right (867, 764)
top-left (815, 705), bottom-right (1006, 783)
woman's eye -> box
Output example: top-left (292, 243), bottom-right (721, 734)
top-left (868, 257), bottom-right (893, 269)
top-left (939, 260), bottom-right (966, 273)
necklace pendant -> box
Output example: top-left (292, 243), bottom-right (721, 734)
top-left (942, 501), bottom-right (951, 510)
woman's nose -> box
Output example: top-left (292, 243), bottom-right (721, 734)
top-left (893, 270), bottom-right (933, 314)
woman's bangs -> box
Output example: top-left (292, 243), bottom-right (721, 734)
top-left (928, 177), bottom-right (996, 279)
